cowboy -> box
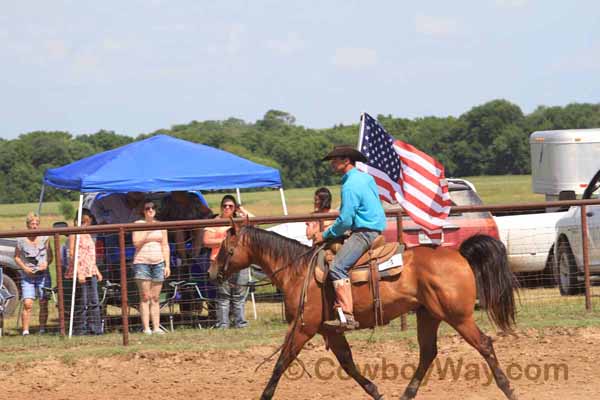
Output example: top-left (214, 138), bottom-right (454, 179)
top-left (313, 145), bottom-right (386, 331)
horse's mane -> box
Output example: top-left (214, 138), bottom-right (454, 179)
top-left (240, 226), bottom-right (314, 276)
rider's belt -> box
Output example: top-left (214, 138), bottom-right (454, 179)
top-left (352, 228), bottom-right (381, 234)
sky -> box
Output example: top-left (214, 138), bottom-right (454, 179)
top-left (1, 0), bottom-right (599, 139)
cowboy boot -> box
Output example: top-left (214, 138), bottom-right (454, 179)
top-left (323, 278), bottom-right (359, 331)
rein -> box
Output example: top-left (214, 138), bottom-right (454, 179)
top-left (218, 229), bottom-right (319, 288)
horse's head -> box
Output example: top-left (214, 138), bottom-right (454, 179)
top-left (208, 222), bottom-right (251, 283)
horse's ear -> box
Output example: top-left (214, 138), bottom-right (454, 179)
top-left (229, 217), bottom-right (243, 235)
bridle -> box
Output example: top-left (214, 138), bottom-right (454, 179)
top-left (216, 232), bottom-right (236, 282)
top-left (214, 226), bottom-right (326, 287)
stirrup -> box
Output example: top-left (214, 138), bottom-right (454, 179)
top-left (323, 309), bottom-right (359, 331)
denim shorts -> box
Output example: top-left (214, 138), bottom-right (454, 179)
top-left (20, 271), bottom-right (52, 300)
top-left (133, 262), bottom-right (166, 282)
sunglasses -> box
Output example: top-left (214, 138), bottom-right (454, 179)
top-left (222, 204), bottom-right (235, 209)
top-left (144, 205), bottom-right (155, 211)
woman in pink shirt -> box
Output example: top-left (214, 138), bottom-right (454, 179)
top-left (132, 200), bottom-right (170, 335)
top-left (65, 209), bottom-right (103, 335)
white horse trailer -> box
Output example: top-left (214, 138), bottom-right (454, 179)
top-left (531, 129), bottom-right (600, 201)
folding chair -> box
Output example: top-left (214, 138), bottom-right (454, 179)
top-left (159, 280), bottom-right (186, 332)
top-left (98, 280), bottom-right (121, 332)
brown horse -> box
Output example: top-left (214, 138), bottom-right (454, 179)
top-left (208, 224), bottom-right (519, 400)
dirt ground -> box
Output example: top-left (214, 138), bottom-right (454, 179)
top-left (1, 327), bottom-right (599, 400)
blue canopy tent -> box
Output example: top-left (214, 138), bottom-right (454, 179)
top-left (43, 134), bottom-right (283, 193)
top-left (41, 134), bottom-right (287, 336)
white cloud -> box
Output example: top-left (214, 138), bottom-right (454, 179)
top-left (552, 43), bottom-right (600, 72)
top-left (102, 38), bottom-right (125, 51)
top-left (265, 32), bottom-right (305, 56)
top-left (226, 23), bottom-right (245, 56)
top-left (44, 39), bottom-right (69, 59)
top-left (496, 0), bottom-right (528, 8)
top-left (332, 47), bottom-right (377, 71)
top-left (415, 15), bottom-right (458, 37)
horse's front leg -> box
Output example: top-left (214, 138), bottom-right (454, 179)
top-left (326, 332), bottom-right (384, 399)
top-left (260, 326), bottom-right (315, 400)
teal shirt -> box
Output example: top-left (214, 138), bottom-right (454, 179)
top-left (323, 168), bottom-right (387, 239)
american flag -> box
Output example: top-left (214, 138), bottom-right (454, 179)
top-left (356, 113), bottom-right (451, 244)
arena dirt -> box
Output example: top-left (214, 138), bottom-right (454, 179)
top-left (1, 327), bottom-right (599, 399)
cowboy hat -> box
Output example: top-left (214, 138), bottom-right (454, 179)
top-left (321, 145), bottom-right (367, 163)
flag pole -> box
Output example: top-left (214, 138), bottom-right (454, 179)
top-left (356, 112), bottom-right (366, 150)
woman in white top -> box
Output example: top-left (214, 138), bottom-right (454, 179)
top-left (132, 200), bottom-right (170, 335)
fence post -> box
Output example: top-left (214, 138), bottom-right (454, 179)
top-left (53, 233), bottom-right (66, 337)
top-left (580, 205), bottom-right (592, 311)
top-left (119, 228), bottom-right (130, 345)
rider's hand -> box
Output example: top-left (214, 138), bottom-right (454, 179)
top-left (312, 231), bottom-right (324, 244)
top-left (164, 266), bottom-right (171, 279)
top-left (38, 261), bottom-right (48, 271)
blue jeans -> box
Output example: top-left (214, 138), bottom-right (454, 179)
top-left (329, 231), bottom-right (380, 281)
top-left (64, 276), bottom-right (103, 335)
top-left (20, 271), bottom-right (52, 300)
top-left (133, 262), bottom-right (166, 282)
top-left (216, 269), bottom-right (250, 328)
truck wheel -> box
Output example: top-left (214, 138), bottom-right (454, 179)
top-left (1, 274), bottom-right (19, 316)
top-left (555, 241), bottom-right (584, 296)
top-left (541, 251), bottom-right (556, 288)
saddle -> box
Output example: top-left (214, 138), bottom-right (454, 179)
top-left (315, 235), bottom-right (404, 327)
top-left (314, 235), bottom-right (403, 284)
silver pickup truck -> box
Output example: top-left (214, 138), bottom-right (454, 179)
top-left (0, 238), bottom-right (19, 315)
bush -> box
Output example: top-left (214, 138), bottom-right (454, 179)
top-left (58, 200), bottom-right (76, 221)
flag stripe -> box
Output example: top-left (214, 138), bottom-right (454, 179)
top-left (394, 140), bottom-right (444, 174)
top-left (401, 165), bottom-right (450, 205)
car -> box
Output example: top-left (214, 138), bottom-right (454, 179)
top-left (494, 211), bottom-right (564, 281)
top-left (554, 168), bottom-right (600, 295)
top-left (382, 178), bottom-right (500, 248)
top-left (0, 238), bottom-right (20, 316)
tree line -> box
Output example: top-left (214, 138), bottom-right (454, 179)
top-left (1, 99), bottom-right (599, 203)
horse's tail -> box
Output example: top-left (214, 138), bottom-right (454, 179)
top-left (459, 234), bottom-right (519, 332)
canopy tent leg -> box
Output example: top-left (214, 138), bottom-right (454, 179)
top-left (279, 188), bottom-right (288, 216)
top-left (68, 195), bottom-right (84, 338)
top-left (36, 183), bottom-right (46, 216)
top-left (235, 188), bottom-right (242, 205)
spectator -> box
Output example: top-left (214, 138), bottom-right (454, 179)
top-left (306, 187), bottom-right (335, 241)
top-left (90, 191), bottom-right (144, 283)
top-left (90, 191), bottom-right (145, 225)
top-left (132, 199), bottom-right (170, 335)
top-left (159, 191), bottom-right (215, 324)
top-left (158, 191), bottom-right (214, 266)
top-left (64, 209), bottom-right (103, 335)
top-left (204, 195), bottom-right (252, 329)
top-left (13, 212), bottom-right (54, 336)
